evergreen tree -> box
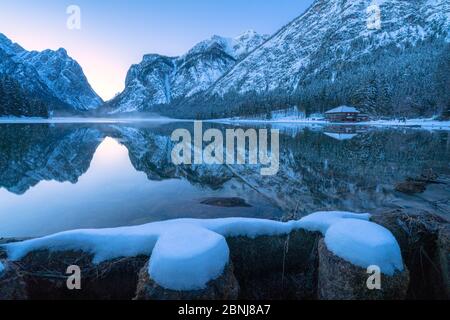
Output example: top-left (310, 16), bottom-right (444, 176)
top-left (0, 74), bottom-right (49, 118)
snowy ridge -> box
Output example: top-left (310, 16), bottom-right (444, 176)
top-left (20, 49), bottom-right (103, 111)
top-left (208, 0), bottom-right (450, 97)
top-left (109, 0), bottom-right (450, 118)
top-left (109, 31), bottom-right (268, 113)
top-left (0, 33), bottom-right (102, 113)
top-left (2, 212), bottom-right (404, 291)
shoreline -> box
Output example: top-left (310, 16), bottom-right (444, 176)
top-left (212, 118), bottom-right (450, 131)
top-left (0, 116), bottom-right (449, 131)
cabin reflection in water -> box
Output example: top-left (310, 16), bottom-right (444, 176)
top-left (323, 125), bottom-right (369, 141)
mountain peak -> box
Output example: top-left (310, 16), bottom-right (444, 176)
top-left (0, 34), bottom-right (102, 114)
top-left (109, 29), bottom-right (269, 114)
top-left (56, 48), bottom-right (68, 56)
top-left (0, 33), bottom-right (25, 55)
top-left (235, 29), bottom-right (259, 40)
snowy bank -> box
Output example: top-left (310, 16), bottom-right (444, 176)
top-left (214, 117), bottom-right (450, 131)
top-left (2, 212), bottom-right (404, 291)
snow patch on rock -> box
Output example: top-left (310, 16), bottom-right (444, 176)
top-left (325, 219), bottom-right (404, 275)
top-left (148, 225), bottom-right (229, 290)
top-left (2, 211), bottom-right (405, 290)
top-left (298, 211), bottom-right (371, 234)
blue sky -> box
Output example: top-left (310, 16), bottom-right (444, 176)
top-left (0, 0), bottom-right (315, 100)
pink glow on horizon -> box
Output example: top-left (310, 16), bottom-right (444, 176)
top-left (0, 0), bottom-right (314, 101)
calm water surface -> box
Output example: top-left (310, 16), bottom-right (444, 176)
top-left (0, 121), bottom-right (449, 238)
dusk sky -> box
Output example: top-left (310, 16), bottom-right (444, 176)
top-left (0, 0), bottom-right (315, 100)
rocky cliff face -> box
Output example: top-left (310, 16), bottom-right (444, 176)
top-left (107, 31), bottom-right (268, 113)
top-left (20, 48), bottom-right (102, 111)
top-left (0, 33), bottom-right (102, 116)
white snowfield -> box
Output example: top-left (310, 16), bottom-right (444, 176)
top-left (1, 212), bottom-right (404, 291)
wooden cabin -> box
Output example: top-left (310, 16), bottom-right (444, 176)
top-left (325, 106), bottom-right (369, 123)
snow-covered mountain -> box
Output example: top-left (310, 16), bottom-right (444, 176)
top-left (209, 0), bottom-right (450, 96)
top-left (0, 33), bottom-right (102, 115)
top-left (161, 0), bottom-right (448, 119)
top-left (20, 48), bottom-right (103, 111)
top-left (108, 31), bottom-right (268, 113)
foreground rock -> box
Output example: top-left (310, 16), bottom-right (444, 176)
top-left (1, 212), bottom-right (446, 300)
top-left (0, 251), bottom-right (147, 300)
top-left (0, 262), bottom-right (29, 300)
top-left (437, 225), bottom-right (450, 298)
top-left (135, 262), bottom-right (239, 300)
top-left (227, 230), bottom-right (320, 300)
top-left (372, 208), bottom-right (449, 300)
top-left (318, 240), bottom-right (409, 300)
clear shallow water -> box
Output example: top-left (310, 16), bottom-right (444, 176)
top-left (0, 121), bottom-right (449, 238)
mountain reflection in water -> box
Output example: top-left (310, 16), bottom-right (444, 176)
top-left (0, 122), bottom-right (449, 238)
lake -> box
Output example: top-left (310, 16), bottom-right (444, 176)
top-left (0, 121), bottom-right (449, 238)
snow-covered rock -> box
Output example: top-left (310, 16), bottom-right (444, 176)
top-left (136, 258), bottom-right (239, 300)
top-left (325, 219), bottom-right (404, 275)
top-left (0, 33), bottom-right (102, 114)
top-left (1, 212), bottom-right (405, 291)
top-left (108, 31), bottom-right (268, 113)
top-left (318, 239), bottom-right (409, 300)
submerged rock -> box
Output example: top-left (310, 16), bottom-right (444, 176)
top-left (395, 169), bottom-right (440, 195)
top-left (200, 197), bottom-right (252, 208)
top-left (395, 179), bottom-right (427, 194)
top-left (318, 240), bottom-right (409, 300)
top-left (135, 262), bottom-right (239, 300)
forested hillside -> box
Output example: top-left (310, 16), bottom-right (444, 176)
top-left (0, 74), bottom-right (49, 118)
